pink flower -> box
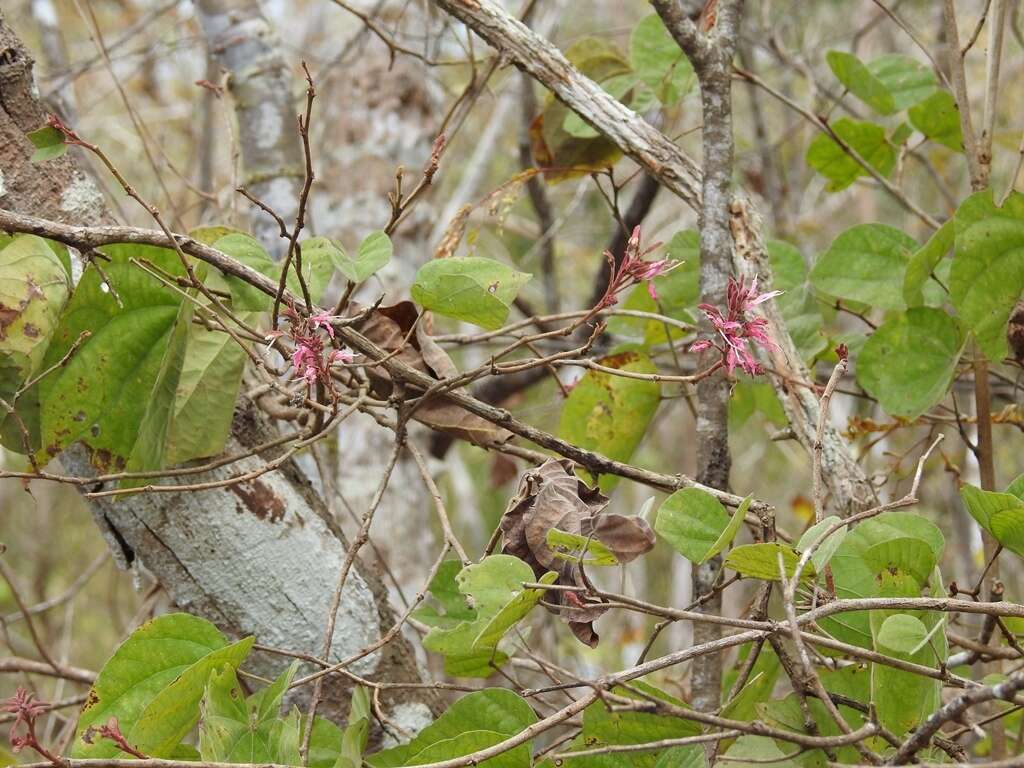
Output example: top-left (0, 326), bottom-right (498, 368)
top-left (692, 275), bottom-right (782, 377)
top-left (309, 311), bottom-right (339, 338)
top-left (597, 226), bottom-right (678, 308)
top-left (3, 688), bottom-right (47, 753)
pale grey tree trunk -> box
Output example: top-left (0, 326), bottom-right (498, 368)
top-left (0, 8), bottom-right (437, 730)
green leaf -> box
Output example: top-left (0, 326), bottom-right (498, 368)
top-left (797, 515), bottom-right (847, 573)
top-left (327, 231), bottom-right (393, 284)
top-left (866, 54), bottom-right (937, 110)
top-left (26, 125), bottom-right (68, 162)
top-left (570, 682), bottom-right (700, 768)
top-left (951, 189), bottom-right (1024, 360)
top-left (768, 240), bottom-right (827, 361)
top-left (198, 663), bottom-right (299, 764)
top-left (368, 689), bottom-right (537, 768)
top-left (909, 90), bottom-right (963, 151)
top-left (73, 613), bottom-right (253, 759)
top-left (823, 512), bottom-right (944, 648)
top-left (164, 315), bottom-right (249, 465)
top-left (863, 537), bottom-right (937, 586)
top-left (826, 51), bottom-right (895, 114)
top-left (0, 235), bottom-right (71, 378)
top-left (289, 241), bottom-right (335, 305)
top-left (724, 543), bottom-right (812, 582)
top-left (336, 686), bottom-right (370, 768)
top-left (412, 560), bottom-right (477, 629)
top-left (876, 613), bottom-right (928, 655)
top-left (904, 219), bottom-right (954, 307)
top-left (212, 233), bottom-right (276, 311)
top-left (856, 307), bottom-right (963, 419)
top-left (654, 746), bottom-right (706, 768)
top-left (546, 528), bottom-right (619, 566)
top-left (810, 223), bottom-right (916, 310)
top-left (655, 488), bottom-right (750, 564)
top-left (564, 75), bottom-right (646, 138)
top-left (960, 484), bottom-right (1024, 558)
top-left (1006, 474), bottom-right (1024, 501)
top-left (38, 245), bottom-right (194, 473)
top-left (411, 257), bottom-right (531, 330)
top-left (729, 378), bottom-right (787, 428)
top-left (721, 736), bottom-right (797, 766)
top-left (805, 118), bottom-right (896, 192)
top-left (871, 614), bottom-right (943, 735)
top-left (559, 351), bottom-right (660, 492)
top-left (630, 14), bottom-right (696, 106)
top-left (421, 555), bottom-right (554, 677)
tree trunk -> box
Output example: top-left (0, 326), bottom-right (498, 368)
top-left (0, 8), bottom-right (437, 730)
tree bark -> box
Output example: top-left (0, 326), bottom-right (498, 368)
top-left (0, 9), bottom-right (437, 731)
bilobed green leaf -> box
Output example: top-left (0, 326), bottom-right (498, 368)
top-left (26, 125), bottom-right (67, 162)
top-left (768, 240), bottom-right (827, 361)
top-left (856, 308), bottom-right (963, 419)
top-left (823, 512), bottom-right (944, 648)
top-left (630, 14), bottom-right (696, 105)
top-left (412, 560), bottom-right (476, 629)
top-left (960, 484), bottom-right (1024, 558)
top-left (810, 223), bottom-right (916, 309)
top-left (411, 257), bottom-right (531, 330)
top-left (368, 689), bottom-right (536, 768)
top-left (876, 613), bottom-right (928, 655)
top-left (866, 54), bottom-right (937, 110)
top-left (73, 613), bottom-right (253, 759)
top-left (38, 245), bottom-right (193, 474)
top-left (909, 90), bottom-right (963, 151)
top-left (720, 736), bottom-right (796, 767)
top-left (655, 488), bottom-right (750, 564)
top-left (198, 663), bottom-right (299, 764)
top-left (797, 515), bottom-right (847, 573)
top-left (904, 219), bottom-right (954, 307)
top-left (805, 118), bottom-right (895, 191)
top-left (406, 731), bottom-right (525, 768)
top-left (654, 746), bottom-right (706, 768)
top-left (951, 189), bottom-right (1024, 360)
top-left (323, 231), bottom-right (393, 284)
top-left (421, 555), bottom-right (553, 677)
top-left (724, 543), bottom-right (812, 581)
top-left (863, 537), bottom-right (937, 586)
top-left (559, 351), bottom-right (660, 492)
top-left (826, 50), bottom-right (895, 114)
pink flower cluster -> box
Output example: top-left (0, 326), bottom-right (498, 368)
top-left (691, 275), bottom-right (782, 376)
top-left (3, 687), bottom-right (48, 755)
top-left (266, 307), bottom-right (354, 388)
top-left (599, 226), bottom-right (677, 307)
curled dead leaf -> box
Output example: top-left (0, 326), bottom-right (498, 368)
top-left (499, 458), bottom-right (655, 646)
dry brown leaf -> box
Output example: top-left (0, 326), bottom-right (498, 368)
top-left (499, 458), bottom-right (655, 647)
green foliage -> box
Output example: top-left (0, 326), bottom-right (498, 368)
top-left (337, 687), bottom-right (371, 768)
top-left (198, 663), bottom-right (300, 764)
top-left (418, 555), bottom-right (555, 677)
top-left (655, 488), bottom-right (750, 564)
top-left (558, 351), bottom-right (660, 491)
top-left (327, 230), bottom-right (393, 284)
top-left (369, 689), bottom-right (537, 767)
top-left (805, 118), bottom-right (895, 191)
top-left (26, 125), bottom-right (68, 162)
top-left (826, 51), bottom-right (895, 114)
top-left (724, 543), bottom-right (811, 581)
top-left (546, 528), bottom-right (620, 566)
top-left (908, 90), bottom-right (963, 151)
top-left (37, 244), bottom-right (194, 473)
top-left (826, 51), bottom-right (936, 115)
top-left (73, 613), bottom-right (253, 758)
top-left (630, 14), bottom-right (695, 106)
top-left (960, 483), bottom-right (1024, 558)
top-left (903, 219), bottom-right (954, 307)
top-left (810, 223), bottom-right (916, 309)
top-left (857, 307), bottom-right (964, 419)
top-left (768, 240), bottom-right (827, 361)
top-left (796, 515), bottom-right (847, 573)
top-left (411, 256), bottom-right (531, 330)
top-left (951, 189), bottom-right (1024, 360)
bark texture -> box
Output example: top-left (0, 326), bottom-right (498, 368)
top-left (0, 9), bottom-right (437, 730)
